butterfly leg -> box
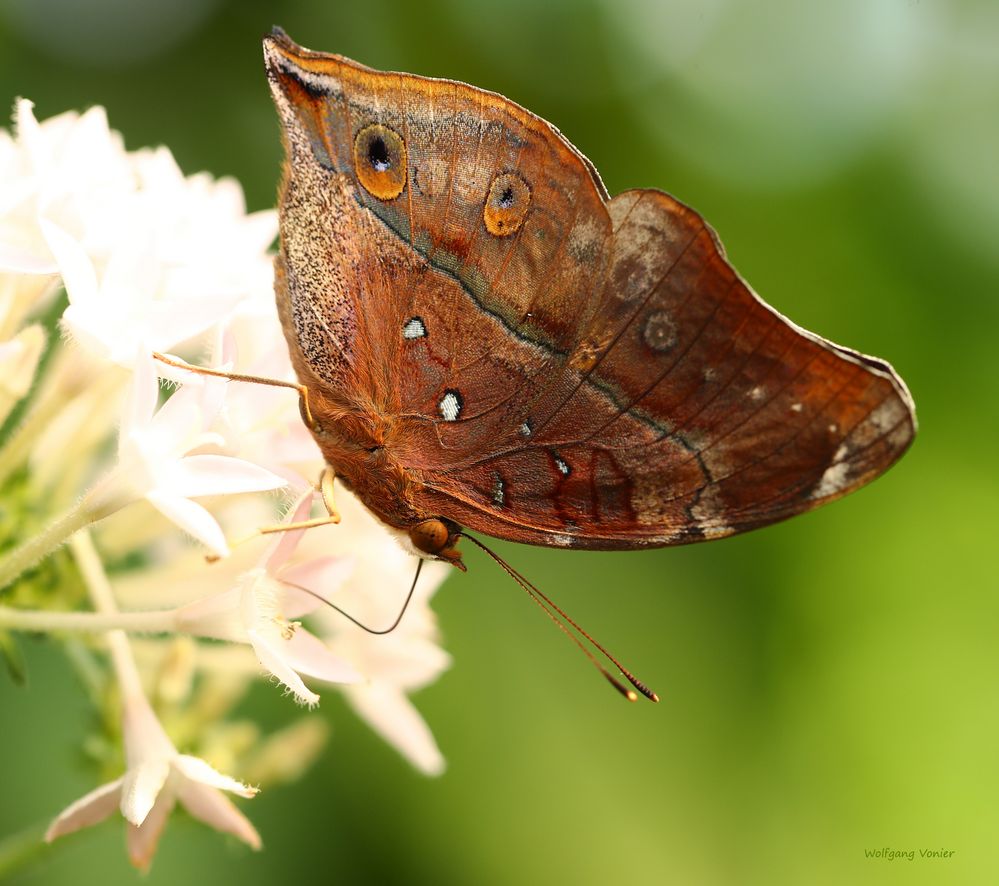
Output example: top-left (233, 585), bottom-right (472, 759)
top-left (203, 468), bottom-right (341, 563)
top-left (258, 466), bottom-right (341, 535)
top-left (317, 464), bottom-right (340, 523)
top-left (151, 351), bottom-right (316, 429)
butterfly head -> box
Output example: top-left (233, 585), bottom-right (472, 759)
top-left (409, 518), bottom-right (466, 572)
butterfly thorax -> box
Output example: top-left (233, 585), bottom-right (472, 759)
top-left (311, 397), bottom-right (410, 513)
top-left (283, 357), bottom-right (465, 568)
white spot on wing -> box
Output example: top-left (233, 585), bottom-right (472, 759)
top-left (791, 402), bottom-right (803, 413)
top-left (813, 442), bottom-right (852, 499)
top-left (690, 485), bottom-right (730, 538)
top-left (403, 317), bottom-right (426, 339)
top-left (552, 533), bottom-right (574, 547)
top-left (554, 455), bottom-right (570, 476)
top-left (869, 398), bottom-right (906, 434)
top-left (491, 474), bottom-right (506, 507)
top-left (438, 391), bottom-right (462, 422)
top-left (519, 422), bottom-right (532, 438)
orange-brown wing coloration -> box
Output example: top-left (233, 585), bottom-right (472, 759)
top-left (416, 189), bottom-right (914, 547)
top-left (264, 29), bottom-right (915, 552)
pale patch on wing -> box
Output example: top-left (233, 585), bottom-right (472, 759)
top-left (491, 473), bottom-right (506, 506)
top-left (813, 442), bottom-right (852, 500)
top-left (438, 391), bottom-right (463, 422)
top-left (403, 317), bottom-right (427, 339)
top-left (641, 310), bottom-right (678, 353)
top-left (812, 395), bottom-right (912, 501)
top-left (690, 484), bottom-right (733, 539)
top-left (269, 51), bottom-right (342, 96)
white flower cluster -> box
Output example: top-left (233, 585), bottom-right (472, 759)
top-left (0, 100), bottom-right (451, 870)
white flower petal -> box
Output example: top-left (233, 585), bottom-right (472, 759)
top-left (176, 780), bottom-right (261, 850)
top-left (249, 629), bottom-right (320, 707)
top-left (281, 627), bottom-right (363, 685)
top-left (39, 218), bottom-right (98, 307)
top-left (126, 790), bottom-right (176, 873)
top-left (95, 222), bottom-right (154, 307)
top-left (243, 208), bottom-right (279, 252)
top-left (279, 584), bottom-right (328, 619)
top-left (279, 557), bottom-right (354, 613)
top-left (349, 636), bottom-right (452, 692)
top-left (171, 454), bottom-right (287, 498)
top-left (120, 352), bottom-right (159, 450)
top-left (198, 375), bottom-right (230, 429)
top-left (146, 492), bottom-right (229, 557)
top-left (144, 295), bottom-right (245, 354)
top-left (146, 381), bottom-right (212, 447)
top-left (120, 687), bottom-right (177, 764)
top-left (263, 492), bottom-right (314, 572)
top-left (173, 755), bottom-right (258, 798)
top-left (345, 682), bottom-right (446, 777)
top-left (14, 99), bottom-right (44, 168)
top-left (120, 758), bottom-right (170, 826)
top-left (44, 777), bottom-right (124, 842)
top-left (0, 242), bottom-right (57, 274)
top-left (174, 586), bottom-right (247, 642)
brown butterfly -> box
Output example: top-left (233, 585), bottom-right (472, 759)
top-left (262, 27), bottom-right (914, 570)
top-left (259, 28), bottom-right (916, 698)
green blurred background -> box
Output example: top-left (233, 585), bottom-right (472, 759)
top-left (1, 0), bottom-right (996, 883)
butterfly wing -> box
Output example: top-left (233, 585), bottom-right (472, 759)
top-left (414, 188), bottom-right (915, 546)
top-left (266, 32), bottom-right (915, 549)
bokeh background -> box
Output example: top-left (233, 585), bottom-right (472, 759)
top-left (1, 0), bottom-right (996, 883)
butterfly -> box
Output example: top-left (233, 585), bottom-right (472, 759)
top-left (261, 28), bottom-right (915, 580)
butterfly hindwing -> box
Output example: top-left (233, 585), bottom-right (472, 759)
top-left (411, 188), bottom-right (915, 547)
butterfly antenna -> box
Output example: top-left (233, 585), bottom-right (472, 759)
top-left (460, 533), bottom-right (658, 703)
top-left (279, 557), bottom-right (423, 635)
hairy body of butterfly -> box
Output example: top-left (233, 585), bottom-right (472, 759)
top-left (263, 29), bottom-right (916, 571)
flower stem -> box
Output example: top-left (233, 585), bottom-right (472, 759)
top-left (69, 531), bottom-right (145, 698)
top-left (0, 484), bottom-right (125, 593)
top-left (0, 605), bottom-right (177, 634)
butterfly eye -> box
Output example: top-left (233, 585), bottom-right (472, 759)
top-left (410, 518), bottom-right (450, 555)
top-left (484, 172), bottom-right (530, 236)
top-left (353, 123), bottom-right (407, 200)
